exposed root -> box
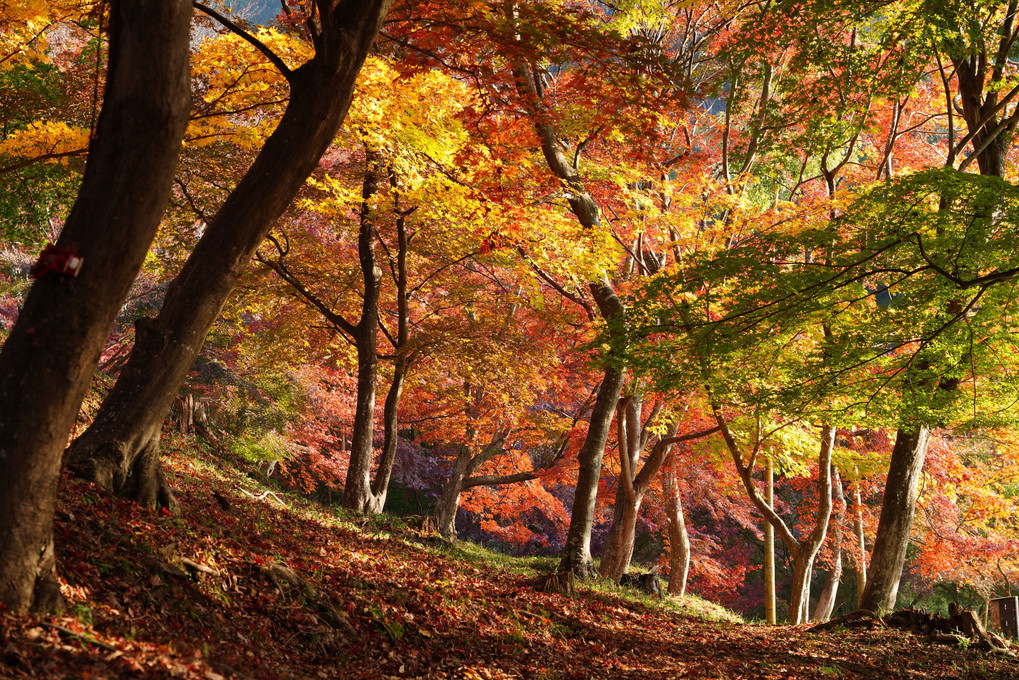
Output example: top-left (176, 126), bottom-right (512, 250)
top-left (260, 561), bottom-right (357, 640)
top-left (538, 570), bottom-right (575, 597)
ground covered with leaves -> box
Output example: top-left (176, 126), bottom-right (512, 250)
top-left (2, 444), bottom-right (1017, 679)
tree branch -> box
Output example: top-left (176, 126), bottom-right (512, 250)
top-left (194, 1), bottom-right (294, 80)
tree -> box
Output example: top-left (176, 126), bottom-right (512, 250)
top-left (598, 402), bottom-right (720, 582)
top-left (860, 0), bottom-right (1019, 613)
top-left (0, 0), bottom-right (192, 612)
top-left (66, 0), bottom-right (394, 510)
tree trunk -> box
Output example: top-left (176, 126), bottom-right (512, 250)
top-left (342, 156), bottom-right (383, 512)
top-left (859, 426), bottom-right (930, 613)
top-left (813, 468), bottom-right (846, 622)
top-left (716, 413), bottom-right (835, 624)
top-left (367, 189), bottom-right (413, 514)
top-left (65, 0), bottom-right (394, 507)
top-left (853, 476), bottom-right (868, 608)
top-left (663, 467), bottom-right (690, 597)
top-left (366, 355), bottom-right (408, 514)
top-left (599, 491), bottom-right (642, 582)
top-left (599, 405), bottom-right (682, 583)
top-left (813, 546), bottom-right (843, 622)
top-left (435, 446), bottom-right (471, 539)
top-left (787, 550), bottom-right (811, 624)
top-left (0, 0), bottom-right (191, 612)
top-left (764, 457), bottom-right (776, 625)
top-left (558, 362), bottom-right (625, 578)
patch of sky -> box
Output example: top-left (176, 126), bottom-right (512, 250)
top-left (220, 0), bottom-right (279, 26)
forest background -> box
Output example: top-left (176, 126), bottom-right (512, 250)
top-left (2, 0), bottom-right (1019, 630)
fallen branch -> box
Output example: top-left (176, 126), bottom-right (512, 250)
top-left (240, 488), bottom-right (288, 508)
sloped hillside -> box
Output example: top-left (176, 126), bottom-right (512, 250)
top-left (1, 442), bottom-right (1017, 679)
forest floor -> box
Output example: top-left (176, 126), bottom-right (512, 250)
top-left (2, 442), bottom-right (1018, 680)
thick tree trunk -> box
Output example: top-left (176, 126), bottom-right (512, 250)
top-left (663, 467), bottom-right (690, 597)
top-left (788, 550), bottom-right (815, 624)
top-left (558, 362), bottom-right (625, 578)
top-left (0, 0), bottom-right (191, 612)
top-left (65, 0), bottom-right (394, 507)
top-left (860, 426), bottom-right (930, 613)
top-left (435, 447), bottom-right (471, 539)
top-left (599, 492), bottom-right (642, 582)
top-left (813, 469), bottom-right (846, 622)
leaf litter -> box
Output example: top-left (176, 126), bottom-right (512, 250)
top-left (1, 445), bottom-right (1017, 679)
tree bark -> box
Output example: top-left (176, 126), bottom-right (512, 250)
top-left (599, 397), bottom-right (648, 582)
top-left (506, 39), bottom-right (630, 580)
top-left (715, 410), bottom-right (835, 624)
top-left (599, 409), bottom-right (710, 583)
top-left (764, 457), bottom-right (776, 625)
top-left (367, 189), bottom-right (413, 513)
top-left (366, 355), bottom-right (407, 513)
top-left (435, 446), bottom-right (472, 539)
top-left (853, 476), bottom-right (868, 608)
top-left (813, 468), bottom-right (846, 622)
top-left (342, 155), bottom-right (383, 512)
top-left (0, 0), bottom-right (191, 612)
top-left (859, 426), bottom-right (930, 613)
top-left (65, 0), bottom-right (394, 508)
top-left (558, 363), bottom-right (625, 578)
top-left (434, 431), bottom-right (512, 539)
top-left (663, 465), bottom-right (690, 597)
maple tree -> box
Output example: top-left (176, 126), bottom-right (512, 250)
top-left (5, 0), bottom-right (1019, 634)
top-left (0, 0), bottom-right (192, 612)
top-left (64, 0), bottom-right (394, 510)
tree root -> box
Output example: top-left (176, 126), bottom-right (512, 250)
top-left (814, 605), bottom-right (1015, 656)
top-left (537, 570), bottom-right (576, 597)
top-left (260, 562), bottom-right (357, 640)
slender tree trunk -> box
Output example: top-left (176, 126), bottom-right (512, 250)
top-left (367, 185), bottom-right (414, 513)
top-left (853, 476), bottom-right (868, 608)
top-left (508, 43), bottom-right (630, 580)
top-left (65, 0), bottom-right (394, 508)
top-left (599, 398), bottom-right (641, 582)
top-left (716, 413), bottom-right (835, 624)
top-left (663, 467), bottom-right (690, 597)
top-left (764, 457), bottom-right (776, 625)
top-left (342, 157), bottom-right (383, 511)
top-left (0, 0), bottom-right (191, 612)
top-left (814, 547), bottom-right (843, 622)
top-left (600, 406), bottom-right (683, 582)
top-left (813, 469), bottom-right (846, 622)
top-left (366, 356), bottom-right (408, 513)
top-left (860, 426), bottom-right (930, 613)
